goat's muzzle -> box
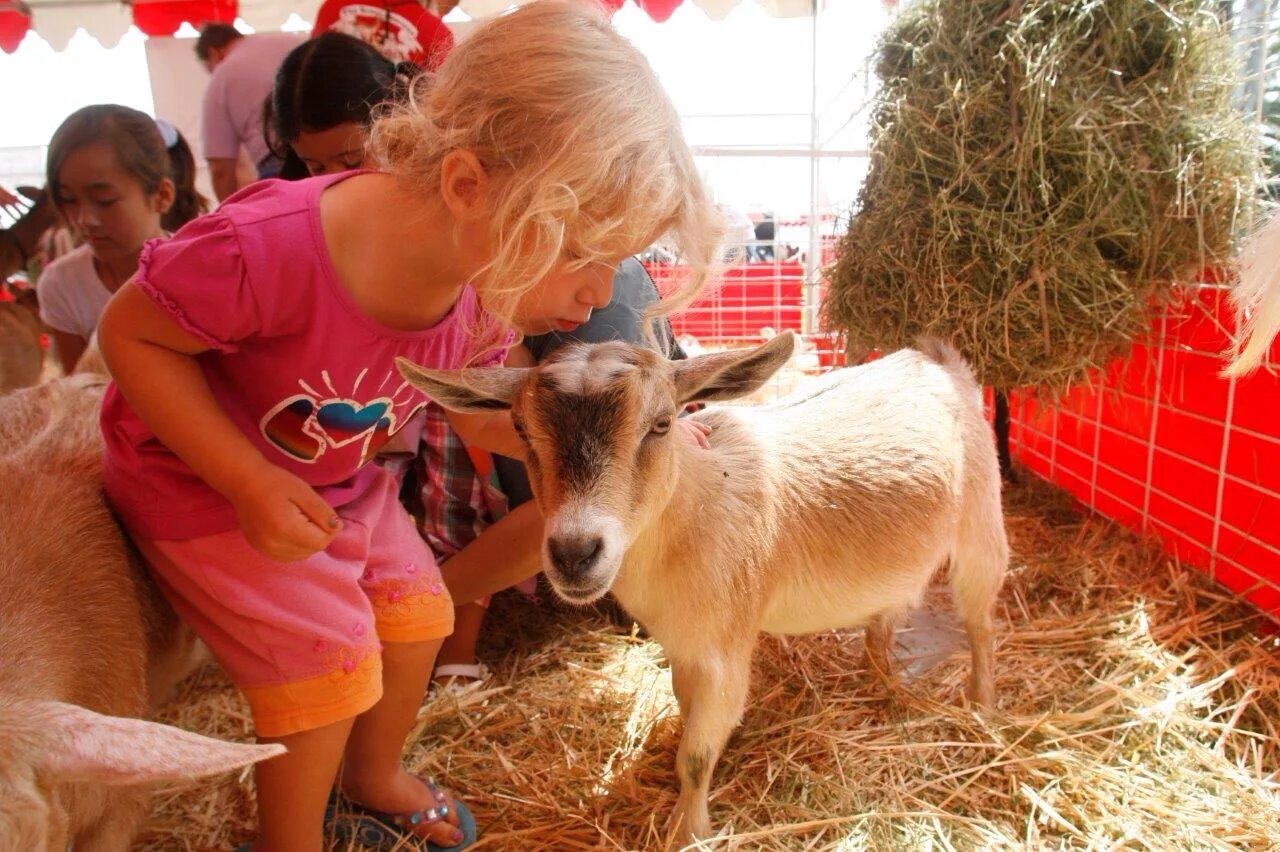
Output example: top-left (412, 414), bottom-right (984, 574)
top-left (542, 507), bottom-right (624, 604)
top-left (547, 534), bottom-right (604, 582)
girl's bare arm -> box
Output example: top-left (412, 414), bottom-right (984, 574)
top-left (99, 281), bottom-right (338, 560)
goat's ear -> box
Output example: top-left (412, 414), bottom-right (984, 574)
top-left (674, 331), bottom-right (795, 405)
top-left (396, 357), bottom-right (527, 412)
top-left (32, 701), bottom-right (284, 786)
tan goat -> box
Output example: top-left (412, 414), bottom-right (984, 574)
top-left (398, 332), bottom-right (1008, 844)
top-left (0, 375), bottom-right (283, 851)
top-left (0, 289), bottom-right (42, 395)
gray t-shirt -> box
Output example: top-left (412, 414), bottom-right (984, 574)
top-left (522, 256), bottom-right (684, 362)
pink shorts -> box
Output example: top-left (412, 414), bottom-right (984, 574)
top-left (135, 468), bottom-right (454, 737)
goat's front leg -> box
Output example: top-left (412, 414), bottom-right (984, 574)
top-left (666, 645), bottom-right (753, 845)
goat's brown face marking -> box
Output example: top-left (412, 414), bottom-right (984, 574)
top-left (519, 344), bottom-right (680, 602)
top-left (522, 345), bottom-right (673, 500)
top-left (533, 377), bottom-right (627, 491)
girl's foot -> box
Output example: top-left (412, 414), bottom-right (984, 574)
top-left (338, 771), bottom-right (471, 848)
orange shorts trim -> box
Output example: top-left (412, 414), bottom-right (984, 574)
top-left (371, 585), bottom-right (455, 644)
top-left (243, 652), bottom-right (383, 738)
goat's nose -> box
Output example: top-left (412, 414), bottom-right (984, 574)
top-left (547, 534), bottom-right (604, 580)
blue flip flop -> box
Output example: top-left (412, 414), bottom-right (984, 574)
top-left (325, 776), bottom-right (477, 851)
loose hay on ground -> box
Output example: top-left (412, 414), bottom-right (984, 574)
top-left (138, 475), bottom-right (1280, 850)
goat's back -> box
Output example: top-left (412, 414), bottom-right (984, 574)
top-left (0, 377), bottom-right (279, 850)
top-left (736, 343), bottom-right (987, 520)
top-left (0, 376), bottom-right (160, 716)
top-left (665, 345), bottom-right (996, 636)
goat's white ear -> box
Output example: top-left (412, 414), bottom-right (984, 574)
top-left (33, 701), bottom-right (284, 786)
top-left (674, 331), bottom-right (795, 405)
top-left (396, 357), bottom-right (527, 412)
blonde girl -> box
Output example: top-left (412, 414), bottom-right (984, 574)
top-left (97, 3), bottom-right (721, 850)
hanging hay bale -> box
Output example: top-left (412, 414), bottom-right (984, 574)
top-left (823, 0), bottom-right (1260, 390)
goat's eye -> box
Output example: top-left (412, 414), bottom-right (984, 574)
top-left (512, 415), bottom-right (527, 440)
top-left (649, 417), bottom-right (672, 436)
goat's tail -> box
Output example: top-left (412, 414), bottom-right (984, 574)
top-left (917, 337), bottom-right (980, 387)
top-left (1225, 213), bottom-right (1280, 377)
top-left (917, 336), bottom-right (966, 368)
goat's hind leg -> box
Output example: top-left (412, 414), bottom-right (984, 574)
top-left (862, 612), bottom-right (900, 691)
top-left (950, 502), bottom-right (1008, 711)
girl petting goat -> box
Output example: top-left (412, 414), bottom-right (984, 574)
top-left (95, 3), bottom-right (719, 848)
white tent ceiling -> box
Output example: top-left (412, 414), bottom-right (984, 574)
top-left (20, 0), bottom-right (815, 51)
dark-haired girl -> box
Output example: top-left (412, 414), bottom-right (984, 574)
top-left (38, 105), bottom-right (206, 372)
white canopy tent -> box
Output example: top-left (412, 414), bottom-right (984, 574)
top-left (15, 0), bottom-right (818, 51)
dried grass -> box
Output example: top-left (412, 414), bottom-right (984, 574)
top-left (138, 476), bottom-right (1280, 850)
top-left (822, 0), bottom-right (1260, 390)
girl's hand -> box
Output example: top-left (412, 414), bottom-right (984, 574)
top-left (678, 418), bottom-right (712, 449)
top-left (229, 465), bottom-right (341, 562)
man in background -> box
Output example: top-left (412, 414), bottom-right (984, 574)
top-left (195, 24), bottom-right (301, 200)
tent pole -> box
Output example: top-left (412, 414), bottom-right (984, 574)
top-left (804, 0), bottom-right (820, 336)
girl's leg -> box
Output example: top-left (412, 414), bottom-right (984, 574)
top-left (134, 531), bottom-right (389, 852)
top-left (434, 601), bottom-right (488, 683)
top-left (340, 638), bottom-right (467, 848)
top-left (253, 717), bottom-right (355, 852)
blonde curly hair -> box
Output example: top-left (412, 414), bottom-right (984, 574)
top-left (369, 0), bottom-right (722, 337)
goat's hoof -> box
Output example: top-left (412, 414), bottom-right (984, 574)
top-left (967, 674), bottom-right (995, 712)
top-left (967, 690), bottom-right (996, 713)
top-left (861, 662), bottom-right (900, 696)
top-left (665, 806), bottom-right (712, 849)
top-left (868, 669), bottom-right (901, 692)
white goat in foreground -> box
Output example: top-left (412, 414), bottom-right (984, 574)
top-left (399, 332), bottom-right (1008, 843)
top-left (0, 375), bottom-right (283, 851)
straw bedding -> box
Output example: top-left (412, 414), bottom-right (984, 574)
top-left (135, 473), bottom-right (1280, 850)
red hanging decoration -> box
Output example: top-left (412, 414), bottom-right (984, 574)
top-left (130, 0), bottom-right (239, 37)
top-left (0, 0), bottom-right (32, 54)
top-left (598, 0), bottom-right (627, 12)
top-left (636, 0), bottom-right (682, 22)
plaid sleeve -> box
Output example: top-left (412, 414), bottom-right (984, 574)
top-left (416, 404), bottom-right (508, 561)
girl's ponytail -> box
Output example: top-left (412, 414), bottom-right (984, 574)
top-left (155, 118), bottom-right (209, 231)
